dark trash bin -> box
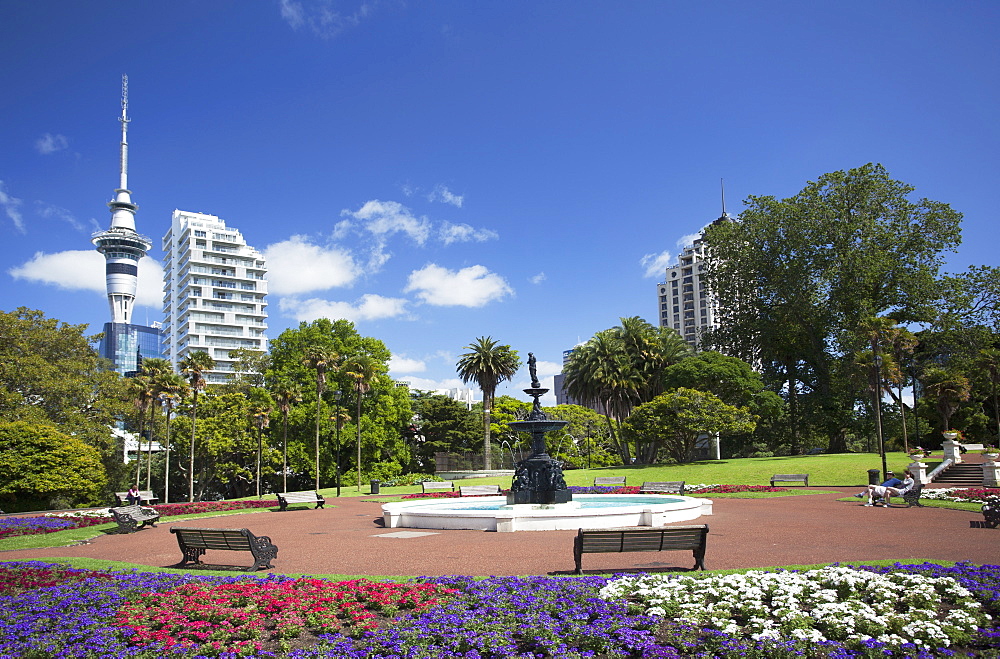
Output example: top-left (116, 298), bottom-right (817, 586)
top-left (370, 479), bottom-right (380, 495)
top-left (868, 469), bottom-right (882, 485)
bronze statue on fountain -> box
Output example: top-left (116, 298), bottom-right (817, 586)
top-left (507, 353), bottom-right (573, 505)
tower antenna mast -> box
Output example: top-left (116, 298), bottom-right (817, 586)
top-left (119, 74), bottom-right (130, 190)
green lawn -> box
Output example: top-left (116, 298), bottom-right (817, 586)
top-left (349, 451), bottom-right (933, 498)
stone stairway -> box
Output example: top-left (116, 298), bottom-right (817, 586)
top-left (929, 461), bottom-right (985, 488)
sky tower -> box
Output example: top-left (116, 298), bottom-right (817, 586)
top-left (92, 74), bottom-right (152, 324)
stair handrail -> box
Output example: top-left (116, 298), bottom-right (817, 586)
top-left (926, 458), bottom-right (954, 482)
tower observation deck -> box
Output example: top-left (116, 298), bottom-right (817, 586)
top-left (92, 74), bottom-right (152, 325)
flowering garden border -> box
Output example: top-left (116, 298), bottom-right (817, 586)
top-left (1, 560), bottom-right (998, 657)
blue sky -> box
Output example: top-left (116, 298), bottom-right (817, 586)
top-left (2, 1), bottom-right (998, 403)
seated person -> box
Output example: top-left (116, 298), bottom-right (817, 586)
top-left (125, 486), bottom-right (141, 505)
top-left (857, 473), bottom-right (914, 507)
top-left (853, 472), bottom-right (901, 498)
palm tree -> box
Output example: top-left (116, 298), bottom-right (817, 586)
top-left (563, 318), bottom-right (691, 463)
top-left (303, 346), bottom-right (338, 491)
top-left (157, 373), bottom-right (188, 504)
top-left (980, 348), bottom-right (1000, 444)
top-left (343, 355), bottom-right (380, 490)
top-left (272, 381), bottom-right (301, 494)
top-left (138, 358), bottom-right (171, 490)
top-left (249, 404), bottom-right (272, 498)
top-left (456, 337), bottom-right (521, 471)
top-left (921, 366), bottom-right (972, 434)
top-left (129, 375), bottom-right (155, 488)
top-left (179, 350), bottom-right (215, 502)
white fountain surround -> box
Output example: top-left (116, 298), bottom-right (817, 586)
top-left (382, 494), bottom-right (712, 533)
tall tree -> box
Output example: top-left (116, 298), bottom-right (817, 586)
top-left (179, 350), bottom-right (214, 502)
top-left (272, 381), bottom-right (301, 493)
top-left (980, 348), bottom-right (1000, 443)
top-left (156, 373), bottom-right (188, 504)
top-left (343, 354), bottom-right (381, 489)
top-left (563, 318), bottom-right (692, 463)
top-left (128, 374), bottom-right (155, 488)
top-left (623, 388), bottom-right (756, 464)
top-left (302, 346), bottom-right (338, 491)
top-left (921, 366), bottom-right (972, 433)
top-left (138, 357), bottom-right (171, 490)
top-left (456, 337), bottom-right (521, 471)
top-left (704, 164), bottom-right (963, 452)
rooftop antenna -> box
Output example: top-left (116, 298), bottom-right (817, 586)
top-left (718, 178), bottom-right (732, 222)
top-left (119, 74), bottom-right (130, 190)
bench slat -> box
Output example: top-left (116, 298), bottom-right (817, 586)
top-left (593, 477), bottom-right (626, 486)
top-left (276, 491), bottom-right (325, 511)
top-left (639, 481), bottom-right (685, 494)
top-left (171, 527), bottom-right (278, 571)
top-left (459, 485), bottom-right (502, 496)
top-left (770, 474), bottom-right (809, 486)
top-left (574, 525), bottom-right (708, 574)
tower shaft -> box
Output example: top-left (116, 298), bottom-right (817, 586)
top-left (92, 74), bottom-right (151, 325)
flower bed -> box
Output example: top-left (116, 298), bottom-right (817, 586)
top-left (919, 487), bottom-right (1000, 504)
top-left (601, 565), bottom-right (992, 654)
top-left (0, 500), bottom-right (280, 540)
top-left (0, 512), bottom-right (112, 539)
top-left (1, 560), bottom-right (997, 657)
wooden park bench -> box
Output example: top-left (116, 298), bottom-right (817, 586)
top-left (275, 491), bottom-right (325, 511)
top-left (114, 490), bottom-right (159, 506)
top-left (421, 481), bottom-right (455, 493)
top-left (573, 525), bottom-right (709, 574)
top-left (770, 474), bottom-right (809, 487)
top-left (170, 526), bottom-right (278, 571)
top-left (639, 481), bottom-right (685, 495)
top-left (459, 484), bottom-right (502, 497)
top-left (881, 483), bottom-right (925, 508)
top-left (593, 476), bottom-right (626, 487)
top-left (110, 504), bottom-right (160, 534)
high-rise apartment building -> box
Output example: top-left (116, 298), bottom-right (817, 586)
top-left (657, 212), bottom-right (731, 349)
top-left (92, 75), bottom-right (164, 375)
top-left (161, 210), bottom-right (268, 384)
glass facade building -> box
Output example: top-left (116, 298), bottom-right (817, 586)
top-left (98, 322), bottom-right (165, 377)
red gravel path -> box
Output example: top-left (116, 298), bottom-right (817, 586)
top-left (2, 488), bottom-right (997, 575)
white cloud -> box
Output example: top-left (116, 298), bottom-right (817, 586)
top-left (263, 235), bottom-right (359, 295)
top-left (677, 232), bottom-right (701, 249)
top-left (35, 133), bottom-right (69, 155)
top-left (640, 250), bottom-right (673, 278)
top-left (529, 272), bottom-right (546, 285)
top-left (0, 181), bottom-right (25, 233)
top-left (342, 199), bottom-right (431, 245)
top-left (279, 293), bottom-right (409, 323)
top-left (279, 0), bottom-right (374, 39)
top-left (438, 221), bottom-right (498, 245)
top-left (37, 203), bottom-right (84, 231)
top-left (404, 263), bottom-right (513, 307)
top-left (8, 249), bottom-right (163, 308)
top-left (388, 355), bottom-right (426, 374)
top-left (428, 185), bottom-right (464, 207)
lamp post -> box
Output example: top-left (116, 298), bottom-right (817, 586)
top-left (871, 336), bottom-right (888, 480)
top-left (333, 390), bottom-right (342, 497)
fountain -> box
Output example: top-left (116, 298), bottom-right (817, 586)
top-left (506, 353), bottom-right (573, 505)
top-left (381, 352), bottom-right (711, 531)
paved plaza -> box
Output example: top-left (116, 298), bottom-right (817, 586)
top-left (2, 487), bottom-right (996, 575)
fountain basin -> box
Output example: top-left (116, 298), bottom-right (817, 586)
top-left (382, 494), bottom-right (712, 532)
